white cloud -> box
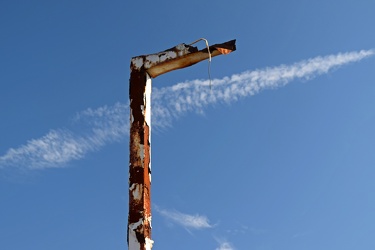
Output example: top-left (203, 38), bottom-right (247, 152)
top-left (0, 49), bottom-right (373, 169)
top-left (215, 239), bottom-right (236, 250)
top-left (0, 103), bottom-right (128, 169)
top-left (152, 49), bottom-right (375, 126)
top-left (155, 207), bottom-right (213, 229)
top-left (0, 130), bottom-right (91, 169)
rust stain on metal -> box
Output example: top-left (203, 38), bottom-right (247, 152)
top-left (128, 39), bottom-right (236, 250)
top-left (128, 66), bottom-right (153, 250)
top-left (131, 40), bottom-right (236, 78)
top-left (147, 40), bottom-right (236, 78)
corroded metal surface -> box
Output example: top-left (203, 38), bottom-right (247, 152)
top-left (128, 39), bottom-right (236, 250)
top-left (128, 69), bottom-right (152, 250)
top-left (131, 40), bottom-right (236, 78)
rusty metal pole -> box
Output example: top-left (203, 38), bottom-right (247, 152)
top-left (128, 39), bottom-right (236, 250)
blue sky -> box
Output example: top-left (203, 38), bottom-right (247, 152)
top-left (1, 1), bottom-right (375, 250)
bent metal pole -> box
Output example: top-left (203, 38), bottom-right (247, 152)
top-left (128, 39), bottom-right (236, 250)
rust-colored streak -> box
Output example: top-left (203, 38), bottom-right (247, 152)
top-left (216, 48), bottom-right (232, 55)
top-left (142, 121), bottom-right (151, 236)
top-left (128, 65), bottom-right (152, 249)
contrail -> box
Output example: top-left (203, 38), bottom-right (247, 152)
top-left (0, 103), bottom-right (129, 169)
top-left (0, 49), bottom-right (373, 170)
top-left (152, 49), bottom-right (374, 127)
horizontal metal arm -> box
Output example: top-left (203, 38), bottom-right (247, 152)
top-left (130, 39), bottom-right (236, 78)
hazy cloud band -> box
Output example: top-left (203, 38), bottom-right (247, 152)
top-left (0, 49), bottom-right (373, 169)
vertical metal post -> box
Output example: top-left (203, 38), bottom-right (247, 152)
top-left (128, 65), bottom-right (152, 250)
top-left (128, 39), bottom-right (236, 250)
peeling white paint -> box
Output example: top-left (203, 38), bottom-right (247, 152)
top-left (128, 231), bottom-right (140, 250)
top-left (136, 44), bottom-right (192, 70)
top-left (145, 216), bottom-right (153, 250)
top-left (145, 75), bottom-right (152, 185)
top-left (144, 55), bottom-right (160, 68)
top-left (145, 215), bottom-right (152, 228)
top-left (128, 217), bottom-right (154, 250)
top-left (131, 57), bottom-right (144, 70)
top-left (176, 43), bottom-right (188, 54)
top-left (159, 51), bottom-right (177, 62)
top-left (128, 219), bottom-right (143, 250)
top-left (144, 51), bottom-right (178, 68)
top-left (130, 183), bottom-right (143, 201)
top-left (130, 218), bottom-right (143, 232)
top-left (145, 237), bottom-right (154, 250)
top-left (145, 75), bottom-right (152, 128)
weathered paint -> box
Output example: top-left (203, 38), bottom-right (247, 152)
top-left (128, 39), bottom-right (236, 250)
top-left (128, 218), bottom-right (143, 250)
top-left (130, 183), bottom-right (143, 201)
top-left (131, 43), bottom-right (197, 73)
top-left (130, 40), bottom-right (236, 78)
top-left (145, 237), bottom-right (154, 250)
top-left (146, 40), bottom-right (236, 78)
top-left (128, 66), bottom-right (152, 250)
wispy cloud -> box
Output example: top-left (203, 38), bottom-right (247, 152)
top-left (152, 49), bottom-right (374, 125)
top-left (215, 240), bottom-right (236, 250)
top-left (0, 103), bottom-right (128, 169)
top-left (155, 206), bottom-right (213, 230)
top-left (0, 49), bottom-right (373, 169)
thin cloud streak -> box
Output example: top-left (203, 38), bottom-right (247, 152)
top-left (152, 49), bottom-right (374, 126)
top-left (215, 242), bottom-right (235, 250)
top-left (0, 103), bottom-right (129, 169)
top-left (0, 49), bottom-right (373, 169)
top-left (155, 207), bottom-right (213, 229)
